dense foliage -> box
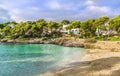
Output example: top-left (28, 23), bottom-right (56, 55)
top-left (0, 15), bottom-right (120, 40)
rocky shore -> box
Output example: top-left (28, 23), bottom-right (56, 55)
top-left (0, 38), bottom-right (84, 47)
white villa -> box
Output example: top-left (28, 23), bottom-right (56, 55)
top-left (95, 22), bottom-right (118, 36)
top-left (8, 24), bottom-right (14, 28)
top-left (61, 24), bottom-right (79, 34)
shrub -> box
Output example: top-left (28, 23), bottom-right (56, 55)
top-left (17, 36), bottom-right (25, 40)
top-left (94, 36), bottom-right (102, 40)
top-left (84, 38), bottom-right (97, 43)
top-left (0, 35), bottom-right (4, 39)
top-left (108, 36), bottom-right (119, 41)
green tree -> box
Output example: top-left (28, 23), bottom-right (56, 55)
top-left (47, 21), bottom-right (59, 32)
top-left (60, 20), bottom-right (70, 25)
top-left (1, 26), bottom-right (11, 36)
top-left (47, 21), bottom-right (60, 37)
top-left (66, 21), bottom-right (80, 30)
top-left (11, 22), bottom-right (25, 38)
top-left (0, 24), bottom-right (5, 29)
top-left (23, 21), bottom-right (33, 37)
top-left (65, 20), bottom-right (80, 35)
top-left (59, 20), bottom-right (70, 31)
top-left (94, 16), bottom-right (109, 36)
top-left (109, 15), bottom-right (120, 33)
top-left (80, 19), bottom-right (96, 38)
top-left (36, 19), bottom-right (47, 37)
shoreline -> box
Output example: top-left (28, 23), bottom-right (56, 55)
top-left (1, 38), bottom-right (120, 76)
top-left (42, 40), bottom-right (120, 76)
top-left (0, 38), bottom-right (85, 47)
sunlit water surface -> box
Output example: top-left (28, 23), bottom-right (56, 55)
top-left (0, 43), bottom-right (84, 76)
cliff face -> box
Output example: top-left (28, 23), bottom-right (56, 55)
top-left (53, 38), bottom-right (84, 47)
top-left (1, 38), bottom-right (120, 51)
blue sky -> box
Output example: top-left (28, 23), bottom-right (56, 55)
top-left (0, 0), bottom-right (120, 22)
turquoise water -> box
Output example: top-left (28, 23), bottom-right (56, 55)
top-left (0, 43), bottom-right (84, 76)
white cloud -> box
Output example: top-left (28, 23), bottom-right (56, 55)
top-left (76, 0), bottom-right (119, 20)
top-left (0, 7), bottom-right (11, 23)
top-left (85, 0), bottom-right (96, 6)
top-left (87, 5), bottom-right (111, 14)
top-left (29, 7), bottom-right (40, 11)
top-left (48, 0), bottom-right (61, 10)
top-left (0, 0), bottom-right (120, 22)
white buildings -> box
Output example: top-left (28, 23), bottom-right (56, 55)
top-left (61, 24), bottom-right (79, 34)
top-left (61, 24), bottom-right (68, 33)
top-left (8, 24), bottom-right (14, 28)
top-left (70, 28), bottom-right (79, 34)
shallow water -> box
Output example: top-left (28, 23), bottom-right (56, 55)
top-left (0, 43), bottom-right (84, 76)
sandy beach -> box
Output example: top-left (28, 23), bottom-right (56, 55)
top-left (42, 41), bottom-right (120, 76)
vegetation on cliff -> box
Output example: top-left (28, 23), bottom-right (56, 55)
top-left (0, 15), bottom-right (120, 40)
